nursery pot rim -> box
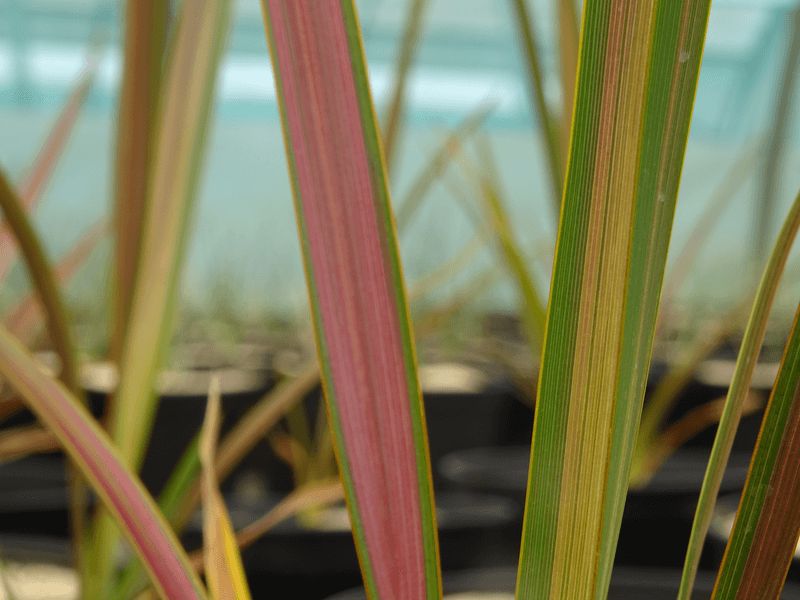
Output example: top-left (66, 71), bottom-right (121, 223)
top-left (80, 360), bottom-right (270, 396)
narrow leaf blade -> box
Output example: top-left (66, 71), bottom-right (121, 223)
top-left (110, 0), bottom-right (169, 363)
top-left (517, 1), bottom-right (712, 598)
top-left (0, 327), bottom-right (207, 600)
top-left (4, 219), bottom-right (108, 344)
top-left (0, 170), bottom-right (78, 395)
top-left (109, 0), bottom-right (232, 471)
top-left (599, 0), bottom-right (712, 591)
top-left (381, 0), bottom-right (429, 174)
top-left (200, 375), bottom-right (252, 600)
top-left (261, 2), bottom-right (441, 598)
top-left (714, 297), bottom-right (800, 600)
top-left (679, 187), bottom-right (800, 600)
top-left (510, 0), bottom-right (563, 223)
top-left (90, 1), bottom-right (232, 593)
top-left (0, 65), bottom-right (96, 283)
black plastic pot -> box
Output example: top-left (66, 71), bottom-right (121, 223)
top-left (324, 566), bottom-right (800, 599)
top-left (672, 356), bottom-right (774, 453)
top-left (0, 359), bottom-right (277, 539)
top-left (142, 371), bottom-right (278, 497)
top-left (652, 332), bottom-right (789, 455)
top-left (438, 445), bottom-right (751, 570)
top-left (183, 490), bottom-right (519, 600)
top-left (0, 533), bottom-right (72, 566)
top-left (0, 455), bottom-right (71, 538)
top-left (617, 448), bottom-right (749, 570)
top-left (82, 361), bottom-right (278, 498)
top-left (420, 366), bottom-right (522, 485)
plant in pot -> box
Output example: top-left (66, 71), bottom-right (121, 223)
top-left (426, 7), bottom-right (783, 575)
top-left (250, 1), bottom-right (800, 599)
top-left (4, 3), bottom-right (800, 600)
top-left (0, 0), bottom-right (514, 597)
top-left (0, 0), bottom-right (301, 597)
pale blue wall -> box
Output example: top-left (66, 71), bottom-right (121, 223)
top-left (1, 0), bottom-right (800, 321)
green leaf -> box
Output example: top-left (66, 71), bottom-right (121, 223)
top-left (381, 0), bottom-right (430, 174)
top-left (713, 273), bottom-right (800, 599)
top-left (510, 0), bottom-right (563, 223)
top-left (0, 64), bottom-right (96, 283)
top-left (89, 0), bottom-right (232, 594)
top-left (516, 1), bottom-right (711, 598)
top-left (395, 103), bottom-right (494, 234)
top-left (0, 170), bottom-right (78, 396)
top-left (455, 152), bottom-right (546, 352)
top-left (108, 0), bottom-right (230, 471)
top-left (679, 186), bottom-right (800, 600)
top-left (261, 2), bottom-right (441, 598)
top-left (4, 219), bottom-right (107, 344)
top-left (107, 0), bottom-right (227, 482)
top-left (0, 168), bottom-right (89, 583)
top-left (110, 0), bottom-right (169, 364)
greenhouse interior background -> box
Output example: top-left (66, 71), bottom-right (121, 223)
top-left (1, 0), bottom-right (799, 347)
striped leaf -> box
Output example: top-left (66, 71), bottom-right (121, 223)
top-left (261, 2), bottom-right (441, 599)
top-left (0, 327), bottom-right (207, 600)
top-left (110, 0), bottom-right (169, 363)
top-left (714, 279), bottom-right (800, 599)
top-left (517, 1), bottom-right (711, 599)
top-left (679, 187), bottom-right (800, 600)
top-left (88, 0), bottom-right (232, 594)
top-left (108, 0), bottom-right (231, 472)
